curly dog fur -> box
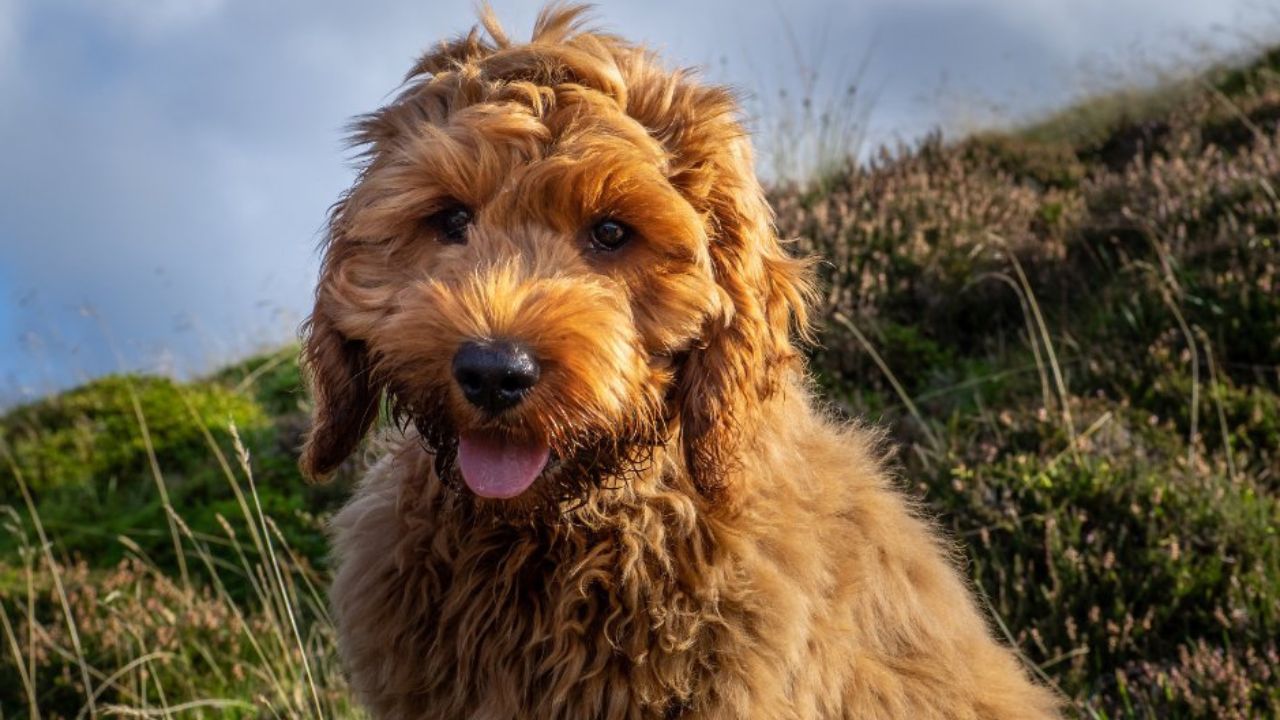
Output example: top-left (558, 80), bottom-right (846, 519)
top-left (300, 6), bottom-right (1062, 718)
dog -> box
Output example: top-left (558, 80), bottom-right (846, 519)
top-left (300, 5), bottom-right (1062, 718)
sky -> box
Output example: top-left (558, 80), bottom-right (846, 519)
top-left (1, 0), bottom-right (1278, 406)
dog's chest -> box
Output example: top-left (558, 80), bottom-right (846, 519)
top-left (342, 498), bottom-right (724, 719)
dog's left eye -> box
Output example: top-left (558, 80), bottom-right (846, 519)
top-left (427, 205), bottom-right (472, 245)
top-left (589, 219), bottom-right (631, 251)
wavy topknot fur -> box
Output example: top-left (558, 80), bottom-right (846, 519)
top-left (301, 5), bottom-right (1062, 718)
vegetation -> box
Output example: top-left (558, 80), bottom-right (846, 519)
top-left (3, 47), bottom-right (1279, 719)
top-left (774, 46), bottom-right (1280, 717)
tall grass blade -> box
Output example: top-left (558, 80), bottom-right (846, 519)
top-left (229, 424), bottom-right (326, 719)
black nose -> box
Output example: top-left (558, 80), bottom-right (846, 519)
top-left (451, 341), bottom-right (540, 414)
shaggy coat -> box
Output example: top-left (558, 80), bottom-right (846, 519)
top-left (301, 6), bottom-right (1063, 719)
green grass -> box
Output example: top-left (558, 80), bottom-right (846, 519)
top-left (4, 45), bottom-right (1280, 719)
top-left (0, 348), bottom-right (360, 718)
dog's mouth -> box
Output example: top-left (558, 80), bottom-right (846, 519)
top-left (456, 431), bottom-right (556, 499)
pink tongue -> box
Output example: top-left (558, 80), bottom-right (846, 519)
top-left (457, 433), bottom-right (550, 499)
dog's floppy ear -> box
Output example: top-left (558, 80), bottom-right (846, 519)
top-left (299, 223), bottom-right (379, 481)
top-left (668, 114), bottom-right (814, 498)
top-left (299, 303), bottom-right (376, 481)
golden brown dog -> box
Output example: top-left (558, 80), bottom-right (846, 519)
top-left (301, 6), bottom-right (1062, 718)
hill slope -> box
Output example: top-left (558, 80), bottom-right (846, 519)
top-left (772, 48), bottom-right (1280, 716)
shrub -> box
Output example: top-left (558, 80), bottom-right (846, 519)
top-left (1, 375), bottom-right (265, 496)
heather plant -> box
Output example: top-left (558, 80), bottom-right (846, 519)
top-left (1, 421), bottom-right (359, 718)
top-left (772, 47), bottom-right (1280, 718)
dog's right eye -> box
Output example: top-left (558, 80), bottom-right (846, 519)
top-left (589, 218), bottom-right (631, 251)
top-left (427, 205), bottom-right (472, 245)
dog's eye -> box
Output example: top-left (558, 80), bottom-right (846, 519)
top-left (589, 219), bottom-right (630, 251)
top-left (428, 205), bottom-right (472, 245)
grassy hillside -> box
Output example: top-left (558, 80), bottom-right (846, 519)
top-left (3, 49), bottom-right (1279, 718)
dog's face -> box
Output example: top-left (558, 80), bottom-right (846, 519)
top-left (300, 7), bottom-right (811, 509)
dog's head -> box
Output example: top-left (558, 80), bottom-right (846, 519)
top-left (300, 5), bottom-right (812, 508)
